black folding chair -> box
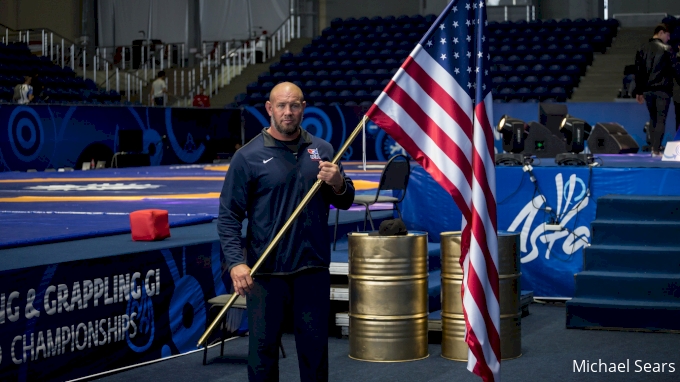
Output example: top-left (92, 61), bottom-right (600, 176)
top-left (203, 294), bottom-right (286, 365)
top-left (333, 154), bottom-right (411, 250)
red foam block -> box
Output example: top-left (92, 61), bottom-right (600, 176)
top-left (130, 209), bottom-right (171, 241)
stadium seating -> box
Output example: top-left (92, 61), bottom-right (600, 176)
top-left (232, 16), bottom-right (619, 106)
top-left (0, 42), bottom-right (121, 105)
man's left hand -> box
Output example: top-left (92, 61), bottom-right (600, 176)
top-left (318, 161), bottom-right (344, 192)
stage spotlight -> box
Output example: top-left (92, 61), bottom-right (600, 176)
top-left (556, 116), bottom-right (593, 166)
top-left (495, 115), bottom-right (530, 166)
top-left (560, 116), bottom-right (592, 153)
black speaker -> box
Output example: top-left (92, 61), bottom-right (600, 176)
top-left (114, 153), bottom-right (150, 168)
top-left (587, 123), bottom-right (640, 154)
top-left (117, 130), bottom-right (144, 153)
top-left (539, 103), bottom-right (568, 136)
top-left (524, 122), bottom-right (567, 158)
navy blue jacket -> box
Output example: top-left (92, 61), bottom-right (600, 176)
top-left (217, 128), bottom-right (355, 275)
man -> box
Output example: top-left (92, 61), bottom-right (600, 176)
top-left (151, 71), bottom-right (167, 106)
top-left (217, 82), bottom-right (355, 382)
top-left (192, 86), bottom-right (211, 107)
top-left (634, 24), bottom-right (680, 156)
top-left (14, 76), bottom-right (34, 105)
top-left (31, 72), bottom-right (44, 102)
top-left (674, 44), bottom-right (680, 132)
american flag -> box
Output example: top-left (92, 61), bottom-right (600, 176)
top-left (366, 1), bottom-right (500, 381)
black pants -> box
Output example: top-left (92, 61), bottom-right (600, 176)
top-left (154, 96), bottom-right (164, 106)
top-left (644, 91), bottom-right (671, 152)
top-left (247, 268), bottom-right (330, 382)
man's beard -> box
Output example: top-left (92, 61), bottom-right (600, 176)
top-left (271, 115), bottom-right (302, 137)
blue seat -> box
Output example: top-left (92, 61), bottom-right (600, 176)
top-left (379, 49), bottom-right (392, 57)
top-left (364, 79), bottom-right (379, 90)
top-left (532, 86), bottom-right (548, 99)
top-left (293, 52), bottom-right (309, 62)
top-left (499, 87), bottom-right (515, 98)
top-left (516, 87), bottom-right (531, 98)
top-left (246, 81), bottom-right (259, 93)
top-left (540, 76), bottom-right (556, 86)
top-left (324, 90), bottom-right (339, 102)
top-left (507, 55), bottom-right (521, 63)
top-left (349, 79), bottom-right (363, 90)
top-left (572, 54), bottom-right (587, 64)
top-left (514, 65), bottom-right (530, 76)
top-left (548, 64), bottom-right (562, 74)
top-left (565, 64), bottom-right (581, 75)
top-left (549, 87), bottom-right (567, 101)
top-left (304, 80), bottom-right (318, 91)
top-left (309, 91), bottom-right (323, 100)
top-left (557, 75), bottom-right (573, 86)
top-left (358, 68), bottom-right (374, 79)
top-left (524, 75), bottom-right (539, 86)
top-left (258, 71), bottom-right (273, 82)
top-left (532, 64), bottom-right (546, 75)
top-left (523, 54), bottom-right (537, 64)
top-left (327, 70), bottom-right (342, 80)
top-left (355, 89), bottom-right (369, 101)
top-left (554, 53), bottom-right (569, 65)
top-left (339, 89), bottom-right (354, 102)
top-left (335, 79), bottom-right (348, 88)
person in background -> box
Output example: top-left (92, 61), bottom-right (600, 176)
top-left (192, 86), bottom-right (211, 107)
top-left (674, 44), bottom-right (680, 132)
top-left (31, 72), bottom-right (44, 102)
top-left (217, 82), bottom-right (355, 382)
top-left (151, 71), bottom-right (167, 106)
top-left (15, 76), bottom-right (34, 105)
top-left (634, 24), bottom-right (680, 156)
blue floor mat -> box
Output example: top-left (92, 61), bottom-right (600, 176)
top-left (0, 163), bottom-right (384, 248)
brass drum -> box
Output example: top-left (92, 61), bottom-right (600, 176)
top-left (439, 231), bottom-right (522, 361)
top-left (348, 232), bottom-right (429, 362)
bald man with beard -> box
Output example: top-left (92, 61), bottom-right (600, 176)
top-left (217, 82), bottom-right (355, 381)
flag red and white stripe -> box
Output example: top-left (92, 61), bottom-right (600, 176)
top-left (366, 1), bottom-right (500, 380)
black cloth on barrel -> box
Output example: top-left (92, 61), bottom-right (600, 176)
top-left (369, 218), bottom-right (408, 236)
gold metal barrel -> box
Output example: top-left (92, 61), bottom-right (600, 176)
top-left (348, 232), bottom-right (429, 362)
top-left (439, 231), bottom-right (522, 361)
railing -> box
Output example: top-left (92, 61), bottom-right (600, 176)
top-left (1, 14), bottom-right (302, 107)
top-left (172, 14), bottom-right (301, 106)
top-left (93, 42), bottom-right (186, 72)
top-left (2, 24), bottom-right (149, 104)
top-left (487, 5), bottom-right (536, 22)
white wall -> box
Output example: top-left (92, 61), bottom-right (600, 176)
top-left (321, 0), bottom-right (420, 31)
top-left (0, 0), bottom-right (81, 41)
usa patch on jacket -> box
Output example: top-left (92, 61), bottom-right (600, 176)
top-left (308, 148), bottom-right (321, 160)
